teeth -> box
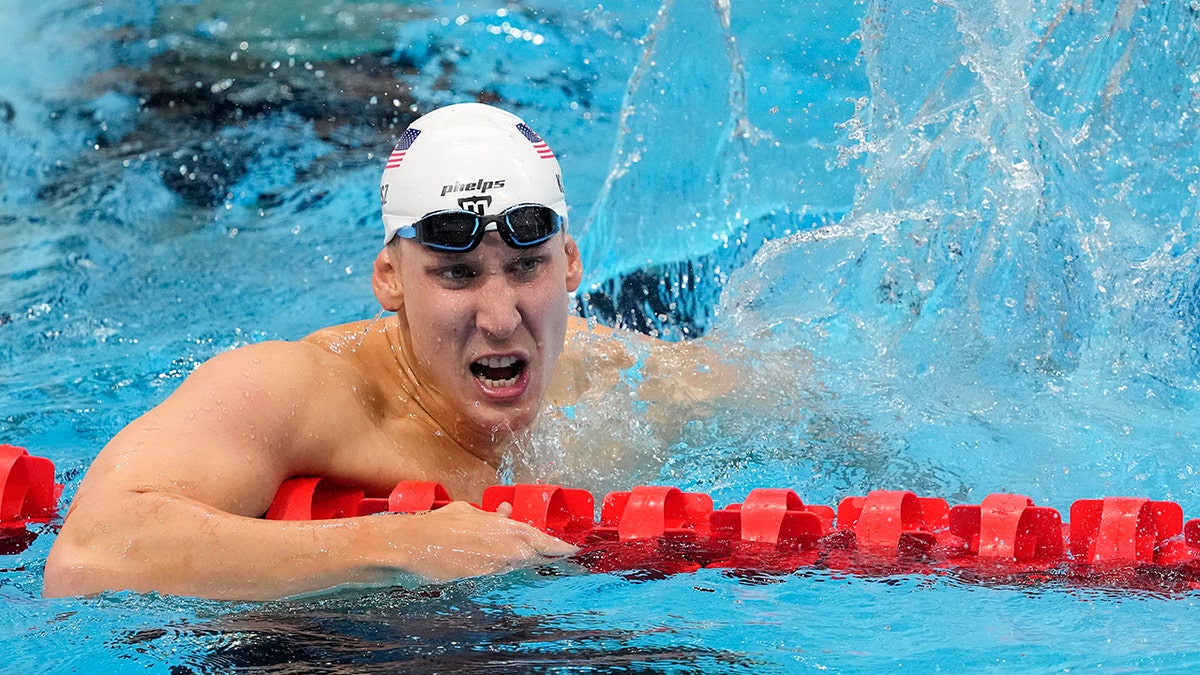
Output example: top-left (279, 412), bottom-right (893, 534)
top-left (481, 375), bottom-right (519, 388)
top-left (473, 355), bottom-right (521, 389)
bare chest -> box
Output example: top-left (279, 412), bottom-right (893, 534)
top-left (318, 417), bottom-right (500, 503)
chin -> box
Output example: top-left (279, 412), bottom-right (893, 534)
top-left (470, 407), bottom-right (538, 440)
top-left (466, 367), bottom-right (546, 430)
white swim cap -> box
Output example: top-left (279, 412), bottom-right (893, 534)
top-left (379, 103), bottom-right (568, 245)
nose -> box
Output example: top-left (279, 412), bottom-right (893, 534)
top-left (476, 273), bottom-right (521, 340)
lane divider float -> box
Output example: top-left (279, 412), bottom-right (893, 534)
top-left (0, 445), bottom-right (61, 554)
top-left (6, 445), bottom-right (1200, 590)
top-left (263, 476), bottom-right (1200, 590)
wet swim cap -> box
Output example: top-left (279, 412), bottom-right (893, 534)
top-left (379, 103), bottom-right (567, 245)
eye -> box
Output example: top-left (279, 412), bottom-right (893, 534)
top-left (438, 264), bottom-right (477, 282)
top-left (510, 256), bottom-right (543, 276)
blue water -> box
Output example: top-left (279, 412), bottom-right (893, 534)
top-left (6, 0), bottom-right (1200, 671)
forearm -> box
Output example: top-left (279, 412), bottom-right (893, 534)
top-left (43, 489), bottom-right (573, 601)
top-left (44, 489), bottom-right (403, 601)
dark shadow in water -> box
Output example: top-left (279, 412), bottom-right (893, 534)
top-left (118, 584), bottom-right (762, 675)
top-left (74, 20), bottom-right (814, 341)
top-left (0, 528), bottom-right (38, 556)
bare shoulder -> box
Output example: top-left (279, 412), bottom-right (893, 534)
top-left (197, 335), bottom-right (339, 377)
top-left (73, 323), bottom-right (389, 515)
top-left (183, 321), bottom-right (394, 448)
top-left (551, 316), bottom-right (735, 411)
top-left (564, 315), bottom-right (605, 338)
top-left (192, 320), bottom-right (387, 397)
top-left (300, 318), bottom-right (382, 352)
top-left (174, 333), bottom-right (372, 416)
top-left (548, 317), bottom-right (639, 405)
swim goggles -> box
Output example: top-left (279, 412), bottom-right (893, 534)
top-left (394, 203), bottom-right (562, 252)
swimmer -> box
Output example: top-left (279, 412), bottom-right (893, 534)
top-left (42, 103), bottom-right (730, 600)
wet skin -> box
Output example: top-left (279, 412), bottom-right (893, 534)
top-left (42, 227), bottom-right (735, 600)
top-left (374, 230), bottom-right (583, 457)
top-left (42, 231), bottom-right (586, 600)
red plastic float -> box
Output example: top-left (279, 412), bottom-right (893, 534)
top-left (262, 476), bottom-right (1200, 590)
top-left (0, 445), bottom-right (58, 525)
top-left (0, 445), bottom-right (61, 554)
top-left (482, 484), bottom-right (594, 541)
top-left (835, 490), bottom-right (950, 552)
top-left (711, 488), bottom-right (833, 546)
top-left (9, 443), bottom-right (1200, 590)
top-left (264, 477), bottom-right (454, 520)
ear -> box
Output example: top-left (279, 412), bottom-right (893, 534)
top-left (563, 234), bottom-right (583, 293)
top-left (372, 246), bottom-right (405, 312)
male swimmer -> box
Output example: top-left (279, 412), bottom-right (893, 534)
top-left (43, 103), bottom-right (693, 600)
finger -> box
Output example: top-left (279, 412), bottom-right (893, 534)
top-left (487, 519), bottom-right (577, 559)
top-left (525, 530), bottom-right (579, 558)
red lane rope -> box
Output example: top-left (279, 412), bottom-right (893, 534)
top-left (7, 445), bottom-right (1200, 590)
top-left (261, 475), bottom-right (1200, 589)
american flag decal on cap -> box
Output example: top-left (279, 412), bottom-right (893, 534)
top-left (385, 128), bottom-right (422, 169)
top-left (516, 123), bottom-right (555, 159)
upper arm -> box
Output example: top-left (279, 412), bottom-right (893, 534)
top-left (546, 318), bottom-right (638, 405)
top-left (70, 341), bottom-right (366, 518)
top-left (553, 316), bottom-right (734, 410)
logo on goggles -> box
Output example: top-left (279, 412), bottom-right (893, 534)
top-left (440, 178), bottom-right (506, 197)
top-left (457, 195), bottom-right (492, 215)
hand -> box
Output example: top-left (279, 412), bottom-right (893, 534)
top-left (382, 501), bottom-right (578, 582)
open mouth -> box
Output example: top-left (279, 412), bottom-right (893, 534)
top-left (470, 355), bottom-right (527, 389)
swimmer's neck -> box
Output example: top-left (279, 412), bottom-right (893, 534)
top-left (302, 316), bottom-right (536, 469)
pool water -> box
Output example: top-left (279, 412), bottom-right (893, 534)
top-left (6, 0), bottom-right (1200, 671)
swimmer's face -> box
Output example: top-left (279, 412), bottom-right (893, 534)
top-left (381, 230), bottom-right (582, 437)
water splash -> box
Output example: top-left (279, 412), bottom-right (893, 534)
top-left (578, 0), bottom-right (757, 282)
top-left (531, 0), bottom-right (1200, 507)
top-left (702, 0), bottom-right (1200, 505)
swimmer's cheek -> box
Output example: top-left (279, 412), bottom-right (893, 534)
top-left (371, 502), bottom-right (577, 583)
